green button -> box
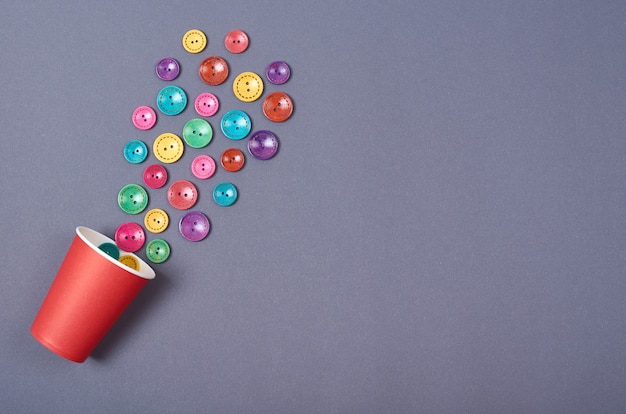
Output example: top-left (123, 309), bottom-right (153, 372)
top-left (118, 184), bottom-right (149, 215)
top-left (146, 239), bottom-right (170, 264)
top-left (182, 118), bottom-right (213, 148)
top-left (98, 242), bottom-right (120, 260)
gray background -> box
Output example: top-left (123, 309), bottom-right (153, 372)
top-left (1, 1), bottom-right (625, 413)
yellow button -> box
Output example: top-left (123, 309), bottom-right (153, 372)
top-left (119, 255), bottom-right (140, 271)
top-left (232, 72), bottom-right (264, 102)
top-left (144, 208), bottom-right (169, 233)
top-left (182, 29), bottom-right (207, 53)
top-left (153, 133), bottom-right (184, 164)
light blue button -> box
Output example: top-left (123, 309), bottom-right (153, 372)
top-left (156, 85), bottom-right (187, 116)
top-left (123, 139), bottom-right (148, 164)
top-left (220, 109), bottom-right (251, 140)
top-left (213, 182), bottom-right (238, 206)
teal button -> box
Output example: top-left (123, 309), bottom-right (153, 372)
top-left (123, 139), bottom-right (148, 164)
top-left (213, 182), bottom-right (237, 206)
top-left (118, 184), bottom-right (149, 215)
top-left (146, 239), bottom-right (170, 264)
top-left (156, 85), bottom-right (187, 116)
top-left (220, 110), bottom-right (251, 140)
top-left (183, 118), bottom-right (213, 148)
top-left (98, 242), bottom-right (120, 260)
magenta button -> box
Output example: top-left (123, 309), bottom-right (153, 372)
top-left (143, 164), bottom-right (168, 189)
top-left (155, 57), bottom-right (180, 81)
top-left (191, 155), bottom-right (216, 180)
top-left (194, 92), bottom-right (219, 117)
top-left (132, 106), bottom-right (157, 130)
top-left (114, 222), bottom-right (146, 253)
top-left (179, 211), bottom-right (210, 242)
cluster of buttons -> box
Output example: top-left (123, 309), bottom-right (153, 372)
top-left (103, 29), bottom-right (293, 267)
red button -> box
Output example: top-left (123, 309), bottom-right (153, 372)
top-left (143, 164), bottom-right (168, 189)
top-left (220, 148), bottom-right (245, 172)
top-left (114, 222), bottom-right (146, 253)
top-left (224, 30), bottom-right (249, 54)
top-left (262, 92), bottom-right (293, 122)
top-left (199, 56), bottom-right (229, 86)
top-left (167, 180), bottom-right (198, 210)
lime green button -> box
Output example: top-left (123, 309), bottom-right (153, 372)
top-left (183, 118), bottom-right (213, 148)
top-left (146, 239), bottom-right (171, 264)
top-left (118, 184), bottom-right (149, 215)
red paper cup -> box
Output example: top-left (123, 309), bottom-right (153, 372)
top-left (31, 226), bottom-right (156, 363)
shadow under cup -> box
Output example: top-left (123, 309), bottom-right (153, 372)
top-left (30, 226), bottom-right (156, 363)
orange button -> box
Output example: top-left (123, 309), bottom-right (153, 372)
top-left (262, 92), bottom-right (294, 122)
top-left (220, 148), bottom-right (245, 172)
top-left (199, 56), bottom-right (229, 86)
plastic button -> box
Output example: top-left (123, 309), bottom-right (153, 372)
top-left (182, 29), bottom-right (207, 53)
top-left (179, 211), bottom-right (210, 242)
top-left (199, 56), bottom-right (229, 86)
top-left (213, 182), bottom-right (238, 206)
top-left (220, 148), bottom-right (245, 172)
top-left (119, 255), bottom-right (140, 270)
top-left (98, 242), bottom-right (120, 260)
top-left (146, 239), bottom-right (171, 264)
top-left (262, 92), bottom-right (293, 122)
top-left (144, 208), bottom-right (169, 233)
top-left (118, 184), bottom-right (149, 215)
top-left (156, 85), bottom-right (187, 116)
top-left (183, 118), bottom-right (213, 148)
top-left (191, 155), bottom-right (216, 179)
top-left (194, 92), bottom-right (219, 117)
top-left (220, 110), bottom-right (251, 140)
top-left (115, 222), bottom-right (146, 253)
top-left (167, 180), bottom-right (198, 210)
top-left (143, 164), bottom-right (168, 189)
top-left (153, 133), bottom-right (184, 164)
top-left (224, 30), bottom-right (249, 54)
top-left (132, 106), bottom-right (157, 130)
top-left (233, 72), bottom-right (264, 102)
top-left (123, 139), bottom-right (148, 164)
top-left (265, 61), bottom-right (291, 85)
top-left (155, 57), bottom-right (180, 81)
top-left (248, 130), bottom-right (279, 160)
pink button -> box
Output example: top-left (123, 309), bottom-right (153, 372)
top-left (167, 180), bottom-right (198, 210)
top-left (132, 106), bottom-right (157, 130)
top-left (190, 155), bottom-right (216, 180)
top-left (224, 30), bottom-right (249, 54)
top-left (143, 164), bottom-right (168, 189)
top-left (114, 222), bottom-right (146, 253)
top-left (194, 93), bottom-right (219, 117)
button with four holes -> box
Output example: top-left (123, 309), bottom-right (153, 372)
top-left (155, 57), bottom-right (180, 81)
top-left (156, 85), bottom-right (187, 116)
top-left (143, 164), bottom-right (168, 189)
top-left (220, 109), bottom-right (251, 140)
top-left (132, 106), bottom-right (157, 130)
top-left (153, 133), bottom-right (184, 164)
top-left (183, 118), bottom-right (213, 148)
top-left (191, 154), bottom-right (216, 179)
top-left (118, 184), bottom-right (149, 215)
top-left (262, 91), bottom-right (293, 122)
top-left (167, 180), bottom-right (198, 210)
top-left (146, 239), bottom-right (171, 264)
top-left (248, 130), bottom-right (279, 160)
top-left (144, 208), bottom-right (169, 233)
top-left (265, 61), bottom-right (291, 85)
top-left (213, 182), bottom-right (238, 206)
top-left (123, 139), bottom-right (149, 164)
top-left (194, 92), bottom-right (219, 117)
top-left (232, 71), bottom-right (264, 102)
top-left (182, 29), bottom-right (207, 53)
top-left (115, 222), bottom-right (146, 253)
top-left (199, 56), bottom-right (229, 86)
top-left (221, 148), bottom-right (245, 172)
top-left (224, 30), bottom-right (249, 54)
top-left (179, 211), bottom-right (210, 242)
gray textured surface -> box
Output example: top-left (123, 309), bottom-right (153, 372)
top-left (1, 1), bottom-right (625, 413)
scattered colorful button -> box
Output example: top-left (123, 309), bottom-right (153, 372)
top-left (167, 179), bottom-right (198, 210)
top-left (179, 211), bottom-right (210, 242)
top-left (199, 56), bottom-right (229, 86)
top-left (153, 133), bottom-right (184, 164)
top-left (118, 184), bottom-right (149, 215)
top-left (224, 30), bottom-right (249, 54)
top-left (146, 239), bottom-right (171, 264)
top-left (119, 255), bottom-right (140, 270)
top-left (144, 208), bottom-right (169, 233)
top-left (98, 242), bottom-right (120, 260)
top-left (194, 92), bottom-right (219, 117)
top-left (220, 148), bottom-right (245, 172)
top-left (115, 222), bottom-right (146, 253)
top-left (248, 130), bottom-right (279, 160)
top-left (123, 139), bottom-right (148, 164)
top-left (213, 182), bottom-right (238, 206)
top-left (220, 109), bottom-right (251, 140)
top-left (265, 61), bottom-right (291, 85)
top-left (155, 57), bottom-right (180, 81)
top-left (132, 105), bottom-right (157, 130)
top-left (191, 154), bottom-right (216, 179)
top-left (183, 118), bottom-right (213, 148)
top-left (143, 164), bottom-right (168, 189)
top-left (262, 91), bottom-right (294, 122)
top-left (182, 29), bottom-right (207, 54)
top-left (156, 85), bottom-right (187, 116)
top-left (232, 71), bottom-right (264, 102)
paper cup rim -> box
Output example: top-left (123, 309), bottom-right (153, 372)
top-left (75, 226), bottom-right (156, 280)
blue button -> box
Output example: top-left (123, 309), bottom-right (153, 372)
top-left (156, 85), bottom-right (187, 116)
top-left (220, 109), bottom-right (251, 140)
top-left (123, 139), bottom-right (148, 164)
top-left (213, 182), bottom-right (238, 206)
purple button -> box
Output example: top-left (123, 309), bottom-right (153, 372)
top-left (115, 222), bottom-right (146, 252)
top-left (248, 130), bottom-right (279, 160)
top-left (265, 61), bottom-right (290, 85)
top-left (155, 57), bottom-right (180, 81)
top-left (143, 164), bottom-right (168, 189)
top-left (194, 92), bottom-right (219, 117)
top-left (179, 211), bottom-right (210, 242)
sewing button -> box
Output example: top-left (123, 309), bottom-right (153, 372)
top-left (155, 57), bottom-right (180, 81)
top-left (265, 61), bottom-right (291, 85)
top-left (220, 109), bottom-right (251, 140)
top-left (146, 239), bottom-right (171, 264)
top-left (224, 30), bottom-right (249, 53)
top-left (144, 208), bottom-right (169, 233)
top-left (143, 164), bottom-right (168, 189)
top-left (153, 133), bottom-right (184, 164)
top-left (123, 139), bottom-right (148, 164)
top-left (98, 242), bottom-right (120, 260)
top-left (183, 118), bottom-right (213, 148)
top-left (220, 148), bottom-right (245, 172)
top-left (191, 155), bottom-right (216, 179)
top-left (232, 71), bottom-right (264, 102)
top-left (156, 85), bottom-right (187, 116)
top-left (132, 106), bottom-right (157, 130)
top-left (213, 182), bottom-right (238, 206)
top-left (179, 211), bottom-right (210, 242)
top-left (194, 92), bottom-right (219, 117)
top-left (262, 92), bottom-right (293, 122)
top-left (248, 130), bottom-right (279, 160)
top-left (118, 184), bottom-right (149, 215)
top-left (167, 180), bottom-right (198, 210)
top-left (119, 255), bottom-right (140, 270)
top-left (114, 222), bottom-right (146, 253)
top-left (182, 29), bottom-right (207, 53)
top-left (199, 56), bottom-right (229, 86)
